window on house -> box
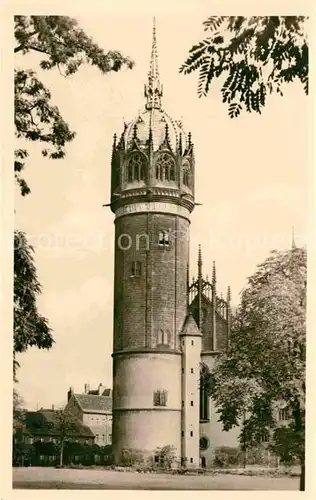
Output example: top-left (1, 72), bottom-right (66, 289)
top-left (153, 390), bottom-right (168, 406)
top-left (181, 430), bottom-right (184, 437)
top-left (190, 431), bottom-right (193, 437)
top-left (190, 401), bottom-right (194, 407)
top-left (259, 430), bottom-right (269, 443)
top-left (182, 400), bottom-right (184, 407)
top-left (131, 261), bottom-right (141, 277)
top-left (191, 368), bottom-right (194, 373)
top-left (190, 457), bottom-right (193, 463)
top-left (181, 368), bottom-right (184, 374)
top-left (191, 340), bottom-right (194, 346)
top-left (279, 408), bottom-right (290, 421)
top-left (109, 434), bottom-right (112, 444)
top-left (158, 230), bottom-right (170, 246)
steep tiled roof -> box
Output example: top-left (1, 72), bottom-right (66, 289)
top-left (74, 394), bottom-right (112, 414)
top-left (180, 313), bottom-right (202, 337)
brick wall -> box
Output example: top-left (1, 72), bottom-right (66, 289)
top-left (113, 211), bottom-right (189, 353)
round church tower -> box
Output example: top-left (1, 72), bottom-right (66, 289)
top-left (110, 19), bottom-right (195, 464)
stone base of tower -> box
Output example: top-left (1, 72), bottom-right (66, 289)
top-left (112, 409), bottom-right (181, 465)
top-left (112, 352), bottom-right (182, 466)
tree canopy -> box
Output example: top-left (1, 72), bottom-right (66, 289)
top-left (14, 231), bottom-right (54, 381)
top-left (180, 16), bottom-right (308, 117)
top-left (15, 15), bottom-right (133, 195)
top-left (14, 16), bottom-right (133, 379)
top-left (204, 246), bottom-right (306, 489)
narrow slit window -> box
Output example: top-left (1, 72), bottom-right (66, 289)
top-left (131, 261), bottom-right (141, 277)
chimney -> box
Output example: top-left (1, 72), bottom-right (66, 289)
top-left (67, 386), bottom-right (74, 402)
top-left (98, 383), bottom-right (103, 396)
top-left (84, 383), bottom-right (90, 394)
top-left (52, 404), bottom-right (55, 411)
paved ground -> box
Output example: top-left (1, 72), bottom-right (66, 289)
top-left (13, 467), bottom-right (299, 490)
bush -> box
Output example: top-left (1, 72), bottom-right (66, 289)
top-left (120, 448), bottom-right (144, 466)
top-left (213, 447), bottom-right (241, 468)
top-left (153, 445), bottom-right (177, 470)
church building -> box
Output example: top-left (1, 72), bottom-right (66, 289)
top-left (109, 18), bottom-right (239, 467)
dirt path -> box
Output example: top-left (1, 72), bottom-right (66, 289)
top-left (13, 467), bottom-right (299, 490)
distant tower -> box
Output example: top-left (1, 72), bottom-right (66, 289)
top-left (110, 18), bottom-right (196, 464)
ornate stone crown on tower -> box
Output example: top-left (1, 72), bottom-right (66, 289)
top-left (110, 17), bottom-right (195, 214)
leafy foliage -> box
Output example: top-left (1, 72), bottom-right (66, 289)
top-left (13, 389), bottom-right (26, 432)
top-left (13, 16), bottom-right (133, 380)
top-left (203, 247), bottom-right (306, 487)
top-left (154, 444), bottom-right (177, 469)
top-left (14, 15), bottom-right (133, 194)
top-left (49, 408), bottom-right (82, 467)
top-left (180, 16), bottom-right (308, 116)
top-left (14, 231), bottom-right (53, 380)
top-left (120, 448), bottom-right (144, 466)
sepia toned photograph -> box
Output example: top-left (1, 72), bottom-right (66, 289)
top-left (8, 6), bottom-right (309, 492)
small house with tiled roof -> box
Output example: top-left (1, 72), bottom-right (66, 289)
top-left (65, 384), bottom-right (112, 447)
top-left (23, 408), bottom-right (94, 445)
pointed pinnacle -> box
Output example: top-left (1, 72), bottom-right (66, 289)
top-left (178, 133), bottom-right (183, 155)
top-left (133, 124), bottom-right (138, 141)
top-left (212, 261), bottom-right (217, 286)
top-left (227, 286), bottom-right (231, 304)
top-left (148, 127), bottom-right (153, 147)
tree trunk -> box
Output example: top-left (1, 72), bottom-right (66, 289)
top-left (299, 458), bottom-right (305, 491)
top-left (292, 398), bottom-right (305, 491)
top-left (59, 440), bottom-right (64, 467)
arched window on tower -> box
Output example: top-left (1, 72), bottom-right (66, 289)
top-left (126, 152), bottom-right (146, 183)
top-left (200, 364), bottom-right (210, 421)
top-left (158, 230), bottom-right (170, 246)
top-left (155, 153), bottom-right (176, 182)
top-left (157, 329), bottom-right (164, 345)
top-left (157, 329), bottom-right (169, 346)
top-left (182, 159), bottom-right (191, 187)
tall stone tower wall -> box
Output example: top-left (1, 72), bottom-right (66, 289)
top-left (110, 18), bottom-right (196, 465)
top-left (112, 208), bottom-right (190, 462)
top-left (113, 210), bottom-right (190, 351)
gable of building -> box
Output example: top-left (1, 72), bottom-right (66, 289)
top-left (189, 293), bottom-right (229, 352)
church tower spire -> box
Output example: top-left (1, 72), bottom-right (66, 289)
top-left (145, 17), bottom-right (163, 110)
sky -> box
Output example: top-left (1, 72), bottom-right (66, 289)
top-left (14, 12), bottom-right (309, 411)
